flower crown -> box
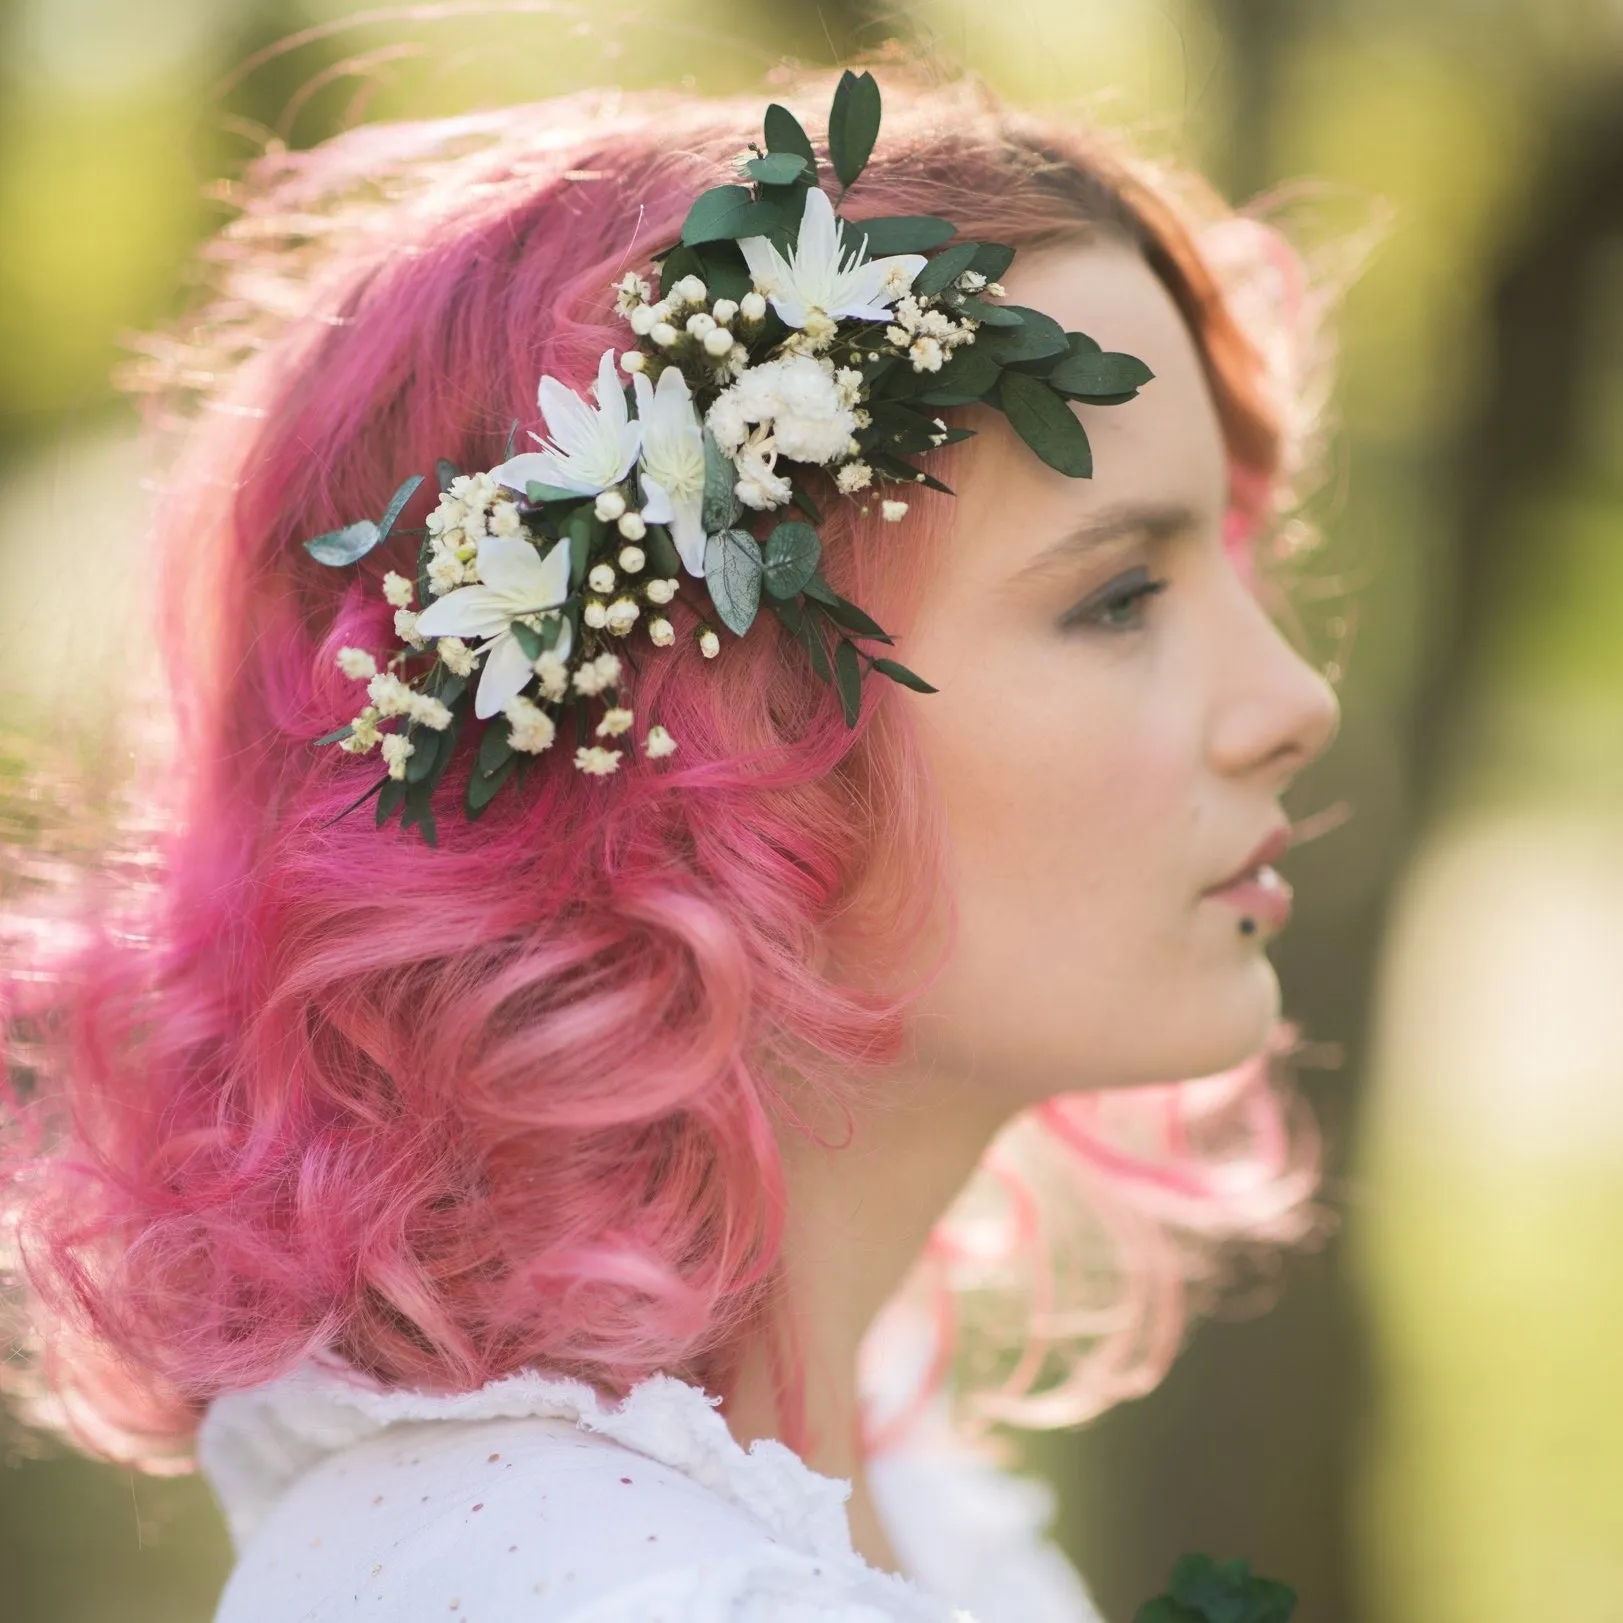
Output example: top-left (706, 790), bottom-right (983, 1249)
top-left (305, 71), bottom-right (1153, 843)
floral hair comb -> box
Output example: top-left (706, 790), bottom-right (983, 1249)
top-left (304, 70), bottom-right (1153, 842)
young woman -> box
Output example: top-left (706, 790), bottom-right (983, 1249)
top-left (2, 61), bottom-right (1341, 1623)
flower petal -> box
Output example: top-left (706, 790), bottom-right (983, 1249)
top-left (669, 497), bottom-right (707, 577)
top-left (473, 631), bottom-right (535, 720)
top-left (552, 612), bottom-right (574, 665)
top-left (490, 450), bottom-right (573, 493)
top-left (414, 586), bottom-right (513, 641)
top-left (475, 533), bottom-right (553, 600)
top-left (737, 233), bottom-right (789, 296)
top-left (638, 470), bottom-right (675, 524)
top-left (533, 535), bottom-right (572, 606)
top-left (796, 186), bottom-right (840, 273)
top-left (767, 289), bottom-right (811, 328)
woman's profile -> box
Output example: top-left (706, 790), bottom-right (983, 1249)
top-left (2, 53), bottom-right (1345, 1623)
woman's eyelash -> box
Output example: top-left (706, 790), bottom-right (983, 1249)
top-left (1061, 566), bottom-right (1169, 632)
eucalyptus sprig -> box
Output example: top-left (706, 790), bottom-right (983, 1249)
top-left (1136, 1554), bottom-right (1298, 1623)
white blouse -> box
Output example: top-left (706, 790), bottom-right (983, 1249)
top-left (196, 1356), bottom-right (1105, 1623)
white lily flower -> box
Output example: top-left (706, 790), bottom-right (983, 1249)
top-left (414, 532), bottom-right (574, 719)
top-left (489, 348), bottom-right (641, 498)
top-left (633, 364), bottom-right (708, 576)
top-left (737, 187), bottom-right (928, 331)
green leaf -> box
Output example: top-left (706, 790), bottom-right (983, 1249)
top-left (787, 479), bottom-right (822, 523)
top-left (376, 776), bottom-right (406, 827)
top-left (303, 519), bottom-right (381, 567)
top-left (871, 656), bottom-right (937, 693)
top-left (977, 306), bottom-right (1069, 366)
top-left (955, 296), bottom-right (1023, 326)
top-left (912, 344), bottom-right (1001, 406)
top-left (477, 723), bottom-right (515, 779)
top-left (509, 619), bottom-right (544, 661)
top-left (798, 599), bottom-right (833, 682)
top-left (435, 458), bottom-right (460, 494)
top-left (867, 450), bottom-right (953, 495)
top-left (745, 151), bottom-right (807, 185)
top-left (526, 480), bottom-right (586, 506)
top-left (642, 523), bottom-right (683, 579)
top-left (314, 723), bottom-right (354, 746)
top-left (658, 243), bottom-right (704, 298)
top-left (997, 370), bottom-right (1093, 477)
top-left (763, 102), bottom-right (817, 170)
top-left (762, 521), bottom-right (821, 599)
top-left (833, 638), bottom-right (862, 725)
top-left (405, 726), bottom-right (440, 783)
top-left (680, 185), bottom-right (755, 246)
top-left (694, 241), bottom-right (752, 303)
top-left (968, 242), bottom-right (1015, 281)
top-left (1142, 1554), bottom-right (1297, 1623)
top-left (912, 240), bottom-right (980, 296)
top-left (376, 474), bottom-right (425, 544)
top-left (1046, 347), bottom-right (1156, 398)
top-left (801, 576), bottom-right (894, 643)
top-left (827, 69), bottom-right (881, 189)
top-left (862, 402), bottom-right (945, 457)
top-left (502, 420), bottom-right (520, 459)
top-left (704, 527), bottom-right (763, 635)
top-left (465, 753), bottom-right (515, 818)
top-left (701, 427), bottom-right (741, 532)
top-left (564, 508), bottom-right (598, 588)
top-left (1133, 1601), bottom-right (1201, 1623)
top-left (399, 779), bottom-right (438, 846)
top-left (843, 214), bottom-right (956, 256)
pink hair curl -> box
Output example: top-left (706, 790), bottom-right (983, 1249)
top-left (1, 67), bottom-right (1338, 1467)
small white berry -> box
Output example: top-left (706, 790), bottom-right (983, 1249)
top-left (702, 327), bottom-right (735, 357)
top-left (629, 305), bottom-right (657, 336)
top-left (620, 350), bottom-right (647, 373)
top-left (648, 615), bottom-right (675, 647)
top-left (711, 298), bottom-right (738, 324)
top-left (739, 291), bottom-right (767, 321)
top-left (644, 576), bottom-right (678, 605)
top-left (673, 274), bottom-right (707, 305)
top-left (685, 311), bottom-right (717, 339)
top-left (616, 511), bottom-right (647, 541)
top-left (650, 321), bottom-right (679, 347)
top-left (588, 562), bottom-right (617, 593)
top-left (594, 489), bottom-right (627, 522)
top-left (583, 599), bottom-right (609, 629)
top-left (618, 544), bottom-right (646, 573)
top-left (699, 628), bottom-right (721, 659)
top-left (605, 597), bottom-right (641, 635)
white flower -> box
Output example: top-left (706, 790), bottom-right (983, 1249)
top-left (633, 363), bottom-right (707, 577)
top-left (380, 732), bottom-right (414, 780)
top-left (574, 745), bottom-right (622, 776)
top-left (881, 499), bottom-right (909, 522)
top-left (504, 693), bottom-right (557, 754)
top-left (596, 706), bottom-right (634, 737)
top-left (739, 291), bottom-right (767, 321)
top-left (702, 327), bottom-right (735, 358)
top-left (488, 348), bottom-right (641, 500)
top-left (339, 706), bottom-right (382, 753)
top-left (593, 651), bottom-right (622, 684)
top-left (437, 637), bottom-right (478, 678)
top-left (645, 576), bottom-right (678, 605)
top-left (733, 427), bottom-right (793, 510)
top-left (956, 269), bottom-right (987, 292)
top-left (336, 646), bottom-right (377, 681)
top-left (645, 724), bottom-right (678, 759)
top-left (394, 608), bottom-right (428, 649)
top-left (409, 691), bottom-right (453, 731)
top-left (908, 336), bottom-right (945, 373)
top-left (583, 600), bottom-right (609, 629)
top-left (617, 511), bottom-right (647, 541)
top-left (648, 615), bottom-right (675, 647)
top-left (605, 597), bottom-right (640, 636)
top-left (698, 628), bottom-right (721, 659)
top-left (618, 544), bottom-right (646, 573)
top-left (985, 280), bottom-right (1006, 298)
top-left (594, 489), bottom-right (627, 522)
top-left (367, 672), bottom-right (416, 718)
top-left (737, 187), bottom-right (927, 332)
top-left (533, 649), bottom-right (570, 701)
top-left (835, 461), bottom-right (872, 494)
top-left (412, 532), bottom-right (574, 719)
top-left (706, 353), bottom-right (855, 468)
top-left (620, 350), bottom-right (647, 374)
top-left (672, 274), bottom-right (708, 307)
top-left (382, 572), bottom-right (415, 609)
top-left (833, 367), bottom-right (864, 406)
top-left (489, 501), bottom-right (523, 539)
top-left (588, 562), bottom-right (617, 594)
top-left (613, 270), bottom-right (652, 313)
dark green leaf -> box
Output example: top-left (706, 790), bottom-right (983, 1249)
top-left (303, 519), bottom-right (381, 567)
top-left (763, 102), bottom-right (817, 170)
top-left (564, 509), bottom-right (599, 588)
top-left (680, 185), bottom-right (754, 246)
top-left (405, 726), bottom-right (440, 783)
top-left (526, 480), bottom-right (586, 506)
top-left (435, 458), bottom-right (460, 494)
top-left (376, 474), bottom-right (425, 545)
top-left (955, 296), bottom-right (1023, 326)
top-left (801, 576), bottom-right (894, 643)
top-left (509, 620), bottom-right (544, 661)
top-left (694, 241), bottom-right (752, 303)
top-left (762, 521), bottom-right (821, 599)
top-left (704, 527), bottom-right (763, 635)
top-left (912, 240), bottom-right (980, 296)
top-left (1144, 1554), bottom-right (1297, 1623)
top-left (502, 420), bottom-right (520, 459)
top-left (867, 451), bottom-right (954, 495)
top-left (314, 723), bottom-right (354, 746)
top-left (658, 243), bottom-right (704, 298)
top-left (769, 594), bottom-right (805, 635)
top-left (977, 306), bottom-right (1069, 366)
top-left (968, 242), bottom-right (1015, 281)
top-left (1133, 1601), bottom-right (1200, 1623)
top-left (643, 523), bottom-right (683, 579)
top-left (477, 723), bottom-right (515, 779)
top-left (997, 371), bottom-right (1093, 477)
top-left (843, 215), bottom-right (956, 256)
top-left (701, 427), bottom-right (741, 532)
top-left (466, 752), bottom-right (515, 817)
top-left (1046, 348), bottom-right (1156, 398)
top-left (787, 479), bottom-right (822, 523)
top-left (871, 656), bottom-right (937, 694)
top-left (376, 776), bottom-right (406, 827)
top-left (798, 599), bottom-right (833, 682)
top-left (912, 344), bottom-right (1001, 406)
top-left (827, 69), bottom-right (881, 189)
top-left (862, 402), bottom-right (945, 456)
top-left (833, 639), bottom-right (862, 725)
top-left (399, 779), bottom-right (438, 846)
top-left (745, 151), bottom-right (807, 185)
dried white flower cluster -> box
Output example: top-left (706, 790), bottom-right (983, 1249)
top-left (883, 290), bottom-right (981, 374)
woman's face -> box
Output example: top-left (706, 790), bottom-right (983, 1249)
top-left (888, 239), bottom-right (1339, 1100)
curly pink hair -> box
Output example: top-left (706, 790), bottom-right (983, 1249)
top-left (1, 66), bottom-right (1330, 1467)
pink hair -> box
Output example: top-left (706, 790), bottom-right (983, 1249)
top-left (1, 67), bottom-right (1334, 1467)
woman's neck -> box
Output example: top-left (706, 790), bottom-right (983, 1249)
top-left (720, 1067), bottom-right (1012, 1574)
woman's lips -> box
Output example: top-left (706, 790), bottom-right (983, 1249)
top-left (1206, 864), bottom-right (1293, 931)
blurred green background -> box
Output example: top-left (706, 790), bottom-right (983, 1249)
top-left (3, 2), bottom-right (1622, 1620)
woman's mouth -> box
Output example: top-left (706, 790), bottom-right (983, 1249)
top-left (1205, 863), bottom-right (1293, 931)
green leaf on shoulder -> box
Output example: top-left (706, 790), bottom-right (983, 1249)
top-left (997, 370), bottom-right (1093, 478)
top-left (705, 527), bottom-right (764, 635)
top-left (828, 69), bottom-right (881, 189)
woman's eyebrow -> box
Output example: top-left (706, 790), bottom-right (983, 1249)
top-left (1010, 501), bottom-right (1199, 582)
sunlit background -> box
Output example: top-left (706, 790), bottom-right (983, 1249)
top-left (3, 2), bottom-right (1622, 1620)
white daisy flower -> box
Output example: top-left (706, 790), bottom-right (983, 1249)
top-left (488, 348), bottom-right (641, 500)
top-left (634, 363), bottom-right (708, 577)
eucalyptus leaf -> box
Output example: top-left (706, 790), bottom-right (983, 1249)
top-left (680, 185), bottom-right (755, 246)
top-left (642, 523), bottom-right (683, 578)
top-left (912, 240), bottom-right (980, 296)
top-left (977, 306), bottom-right (1069, 366)
top-left (314, 723), bottom-right (354, 746)
top-left (466, 753), bottom-right (515, 817)
top-left (833, 639), bottom-right (862, 725)
top-left (694, 241), bottom-right (752, 303)
top-left (1046, 348), bottom-right (1155, 398)
top-left (871, 657), bottom-right (937, 694)
top-left (762, 521), bottom-right (821, 599)
top-left (502, 420), bottom-right (520, 459)
top-left (376, 777), bottom-right (406, 827)
top-left (843, 215), bottom-right (956, 256)
top-left (526, 480), bottom-right (586, 507)
top-left (763, 102), bottom-right (817, 170)
top-left (968, 242), bottom-right (1015, 281)
top-left (798, 599), bottom-right (833, 682)
top-left (435, 458), bottom-right (461, 494)
top-left (955, 296), bottom-right (1023, 326)
top-left (704, 527), bottom-right (763, 635)
top-left (998, 371), bottom-right (1093, 477)
top-left (912, 344), bottom-right (1001, 405)
top-left (744, 151), bottom-right (808, 185)
top-left (303, 519), bottom-right (381, 567)
top-left (828, 69), bottom-right (881, 189)
top-left (376, 474), bottom-right (425, 544)
top-left (509, 620), bottom-right (544, 661)
top-left (701, 427), bottom-right (741, 532)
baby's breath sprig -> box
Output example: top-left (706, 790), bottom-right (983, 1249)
top-left (298, 69), bottom-right (1154, 841)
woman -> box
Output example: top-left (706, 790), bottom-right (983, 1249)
top-left (2, 60), bottom-right (1341, 1623)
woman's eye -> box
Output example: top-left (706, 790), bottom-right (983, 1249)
top-left (1061, 566), bottom-right (1169, 633)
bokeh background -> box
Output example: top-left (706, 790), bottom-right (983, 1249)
top-left (3, 2), bottom-right (1622, 1619)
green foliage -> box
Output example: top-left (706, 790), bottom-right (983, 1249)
top-left (303, 520), bottom-right (382, 567)
top-left (762, 521), bottom-right (821, 599)
top-left (701, 427), bottom-right (742, 532)
top-left (843, 215), bottom-right (956, 256)
top-left (704, 527), bottom-right (763, 634)
top-left (1047, 346), bottom-right (1156, 399)
top-left (763, 102), bottom-right (817, 170)
top-left (870, 657), bottom-right (937, 693)
top-left (833, 637), bottom-right (862, 724)
top-left (827, 69), bottom-right (881, 189)
top-left (744, 152), bottom-right (807, 186)
top-left (998, 370), bottom-right (1093, 476)
top-left (912, 240), bottom-right (981, 296)
top-left (1135, 1555), bottom-right (1297, 1623)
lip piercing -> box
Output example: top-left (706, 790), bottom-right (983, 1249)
top-left (1239, 917), bottom-right (1257, 936)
